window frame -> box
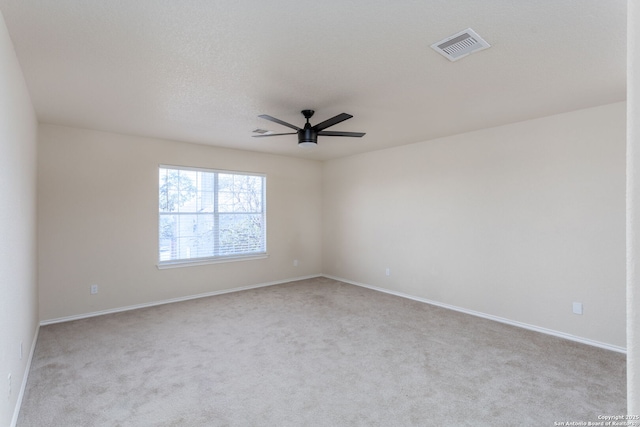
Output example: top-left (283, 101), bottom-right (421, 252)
top-left (157, 164), bottom-right (267, 269)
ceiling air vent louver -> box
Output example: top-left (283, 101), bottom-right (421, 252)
top-left (431, 28), bottom-right (490, 62)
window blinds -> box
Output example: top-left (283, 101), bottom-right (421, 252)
top-left (159, 166), bottom-right (266, 264)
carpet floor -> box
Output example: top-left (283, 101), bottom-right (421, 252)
top-left (17, 277), bottom-right (626, 426)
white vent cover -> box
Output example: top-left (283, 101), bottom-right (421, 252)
top-left (431, 28), bottom-right (490, 62)
top-left (252, 129), bottom-right (272, 135)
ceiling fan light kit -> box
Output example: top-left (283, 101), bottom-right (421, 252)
top-left (253, 109), bottom-right (365, 148)
top-left (298, 141), bottom-right (317, 149)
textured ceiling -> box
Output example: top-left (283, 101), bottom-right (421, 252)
top-left (0, 0), bottom-right (627, 160)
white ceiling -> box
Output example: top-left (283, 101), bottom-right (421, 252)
top-left (0, 0), bottom-right (627, 161)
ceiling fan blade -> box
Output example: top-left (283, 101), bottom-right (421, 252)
top-left (317, 131), bottom-right (366, 137)
top-left (252, 132), bottom-right (297, 138)
top-left (313, 113), bottom-right (353, 131)
top-left (258, 114), bottom-right (300, 131)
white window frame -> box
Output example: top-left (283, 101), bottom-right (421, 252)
top-left (157, 165), bottom-right (267, 269)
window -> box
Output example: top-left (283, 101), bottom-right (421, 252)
top-left (158, 165), bottom-right (266, 266)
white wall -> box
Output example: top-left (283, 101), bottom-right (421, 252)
top-left (37, 124), bottom-right (323, 321)
top-left (628, 0), bottom-right (640, 413)
top-left (323, 102), bottom-right (626, 348)
top-left (0, 10), bottom-right (38, 427)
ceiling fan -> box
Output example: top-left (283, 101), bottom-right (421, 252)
top-left (253, 110), bottom-right (365, 148)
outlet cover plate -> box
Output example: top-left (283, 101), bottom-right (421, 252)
top-left (572, 302), bottom-right (583, 315)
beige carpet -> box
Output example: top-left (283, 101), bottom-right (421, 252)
top-left (18, 277), bottom-right (625, 426)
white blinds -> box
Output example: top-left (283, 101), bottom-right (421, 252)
top-left (159, 166), bottom-right (266, 263)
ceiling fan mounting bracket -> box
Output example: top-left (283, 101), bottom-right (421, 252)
top-left (301, 109), bottom-right (315, 120)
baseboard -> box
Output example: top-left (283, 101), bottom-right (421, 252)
top-left (38, 273), bottom-right (626, 354)
top-left (11, 325), bottom-right (39, 427)
top-left (40, 275), bottom-right (322, 326)
top-left (323, 275), bottom-right (626, 354)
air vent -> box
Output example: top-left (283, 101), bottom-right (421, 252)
top-left (252, 129), bottom-right (272, 135)
top-left (431, 28), bottom-right (490, 62)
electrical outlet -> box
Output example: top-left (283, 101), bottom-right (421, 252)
top-left (90, 284), bottom-right (98, 295)
top-left (385, 268), bottom-right (390, 276)
top-left (293, 259), bottom-right (299, 267)
top-left (572, 302), bottom-right (583, 315)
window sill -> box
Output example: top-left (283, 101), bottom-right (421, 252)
top-left (157, 253), bottom-right (268, 269)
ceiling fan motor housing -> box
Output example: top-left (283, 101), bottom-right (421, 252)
top-left (299, 127), bottom-right (318, 145)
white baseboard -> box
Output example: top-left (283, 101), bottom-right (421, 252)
top-left (11, 325), bottom-right (40, 427)
top-left (40, 275), bottom-right (322, 326)
top-left (38, 273), bottom-right (625, 354)
top-left (323, 275), bottom-right (626, 354)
